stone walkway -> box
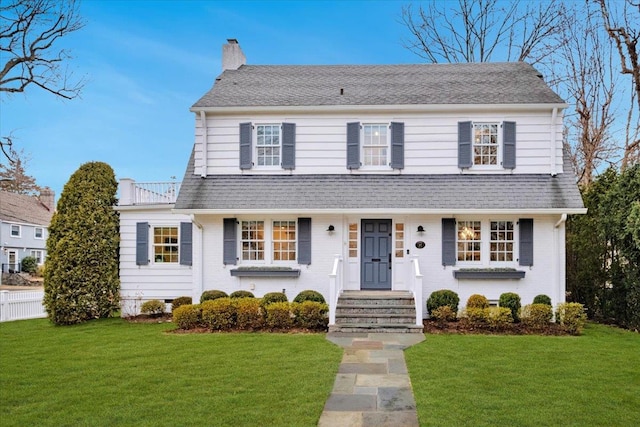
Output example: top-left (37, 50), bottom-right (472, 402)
top-left (319, 332), bottom-right (426, 427)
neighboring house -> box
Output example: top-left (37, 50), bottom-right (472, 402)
top-left (117, 39), bottom-right (585, 322)
top-left (0, 189), bottom-right (55, 273)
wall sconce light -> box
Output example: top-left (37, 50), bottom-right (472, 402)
top-left (326, 225), bottom-right (335, 233)
top-left (417, 225), bottom-right (425, 234)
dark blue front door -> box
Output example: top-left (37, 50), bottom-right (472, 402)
top-left (361, 219), bottom-right (392, 290)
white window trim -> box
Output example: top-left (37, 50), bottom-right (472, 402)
top-left (34, 227), bottom-right (44, 239)
top-left (471, 121), bottom-right (502, 170)
top-left (151, 225), bottom-right (180, 265)
top-left (361, 122), bottom-right (391, 170)
top-left (10, 224), bottom-right (21, 238)
top-left (254, 123), bottom-right (282, 169)
top-left (238, 218), bottom-right (299, 265)
top-left (455, 218), bottom-right (518, 267)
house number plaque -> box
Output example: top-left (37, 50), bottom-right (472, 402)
top-left (415, 241), bottom-right (426, 249)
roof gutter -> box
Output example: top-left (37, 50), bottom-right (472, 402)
top-left (555, 213), bottom-right (568, 228)
top-left (190, 103), bottom-right (568, 115)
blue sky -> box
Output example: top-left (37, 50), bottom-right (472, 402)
top-left (1, 0), bottom-right (419, 200)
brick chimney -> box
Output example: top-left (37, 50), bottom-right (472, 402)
top-left (39, 187), bottom-right (55, 212)
top-left (222, 39), bottom-right (246, 71)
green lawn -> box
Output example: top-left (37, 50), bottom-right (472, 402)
top-left (406, 323), bottom-right (640, 427)
top-left (0, 318), bottom-right (342, 427)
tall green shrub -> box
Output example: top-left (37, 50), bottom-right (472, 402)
top-left (43, 162), bottom-right (120, 325)
top-left (426, 290), bottom-right (460, 316)
top-left (499, 292), bottom-right (521, 322)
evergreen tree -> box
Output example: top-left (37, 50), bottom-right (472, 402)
top-left (0, 149), bottom-right (40, 195)
top-left (44, 162), bottom-right (120, 325)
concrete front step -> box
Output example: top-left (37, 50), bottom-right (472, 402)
top-left (336, 314), bottom-right (416, 324)
top-left (336, 305), bottom-right (416, 315)
top-left (329, 323), bottom-right (424, 333)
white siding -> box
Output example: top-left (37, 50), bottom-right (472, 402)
top-left (196, 110), bottom-right (564, 176)
top-left (119, 209), bottom-right (193, 315)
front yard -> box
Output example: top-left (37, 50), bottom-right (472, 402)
top-left (1, 319), bottom-right (638, 426)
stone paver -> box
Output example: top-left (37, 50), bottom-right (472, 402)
top-left (319, 332), bottom-right (425, 427)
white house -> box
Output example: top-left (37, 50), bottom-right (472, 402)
top-left (117, 39), bottom-right (585, 328)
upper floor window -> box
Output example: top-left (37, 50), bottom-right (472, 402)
top-left (153, 227), bottom-right (178, 263)
top-left (34, 227), bottom-right (44, 239)
top-left (363, 124), bottom-right (388, 167)
top-left (256, 124), bottom-right (281, 166)
top-left (10, 224), bottom-right (21, 238)
top-left (473, 123), bottom-right (499, 166)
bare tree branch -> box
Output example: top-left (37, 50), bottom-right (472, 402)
top-left (0, 0), bottom-right (85, 100)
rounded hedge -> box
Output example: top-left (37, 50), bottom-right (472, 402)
top-left (261, 292), bottom-right (288, 306)
top-left (466, 294), bottom-right (489, 309)
top-left (200, 290), bottom-right (228, 303)
top-left (173, 304), bottom-right (201, 330)
top-left (171, 296), bottom-right (193, 312)
top-left (293, 290), bottom-right (326, 304)
top-left (499, 292), bottom-right (521, 322)
top-left (141, 299), bottom-right (165, 316)
top-left (230, 290), bottom-right (255, 299)
top-left (533, 294), bottom-right (552, 306)
top-left (21, 256), bottom-right (38, 274)
top-left (426, 289), bottom-right (460, 316)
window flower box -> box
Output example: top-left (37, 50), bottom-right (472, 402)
top-left (230, 267), bottom-right (301, 277)
top-left (453, 268), bottom-right (526, 280)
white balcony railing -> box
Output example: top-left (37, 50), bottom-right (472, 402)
top-left (119, 179), bottom-right (180, 205)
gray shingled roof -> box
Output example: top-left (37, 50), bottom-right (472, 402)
top-left (192, 62), bottom-right (565, 108)
top-left (174, 153), bottom-right (584, 212)
top-left (0, 191), bottom-right (54, 225)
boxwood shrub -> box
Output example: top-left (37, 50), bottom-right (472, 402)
top-left (521, 303), bottom-right (553, 328)
top-left (229, 290), bottom-right (255, 299)
top-left (533, 294), bottom-right (552, 306)
top-left (431, 305), bottom-right (456, 322)
top-left (265, 302), bottom-right (293, 329)
top-left (292, 301), bottom-right (329, 330)
top-left (499, 292), bottom-right (521, 322)
top-left (235, 297), bottom-right (264, 330)
top-left (488, 307), bottom-right (513, 328)
top-left (200, 290), bottom-right (228, 303)
top-left (141, 299), bottom-right (165, 316)
top-left (201, 298), bottom-right (236, 330)
top-left (172, 304), bottom-right (201, 329)
top-left (293, 290), bottom-right (326, 304)
top-left (261, 292), bottom-right (288, 306)
top-left (426, 290), bottom-right (460, 316)
top-left (466, 294), bottom-right (489, 309)
top-left (171, 296), bottom-right (192, 313)
top-left (556, 302), bottom-right (587, 335)
top-left (464, 307), bottom-right (488, 324)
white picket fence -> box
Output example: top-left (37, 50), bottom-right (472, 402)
top-left (0, 290), bottom-right (47, 322)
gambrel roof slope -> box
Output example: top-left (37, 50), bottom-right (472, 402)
top-left (192, 62), bottom-right (564, 108)
top-left (0, 190), bottom-right (54, 226)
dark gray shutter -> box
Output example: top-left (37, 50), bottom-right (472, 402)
top-left (239, 122), bottom-right (252, 170)
top-left (136, 222), bottom-right (149, 266)
top-left (223, 218), bottom-right (237, 265)
top-left (179, 222), bottom-right (192, 266)
top-left (503, 121), bottom-right (516, 169)
top-left (458, 121), bottom-right (472, 168)
top-left (281, 122), bottom-right (296, 170)
top-left (298, 217), bottom-right (312, 265)
top-left (442, 218), bottom-right (457, 266)
top-left (390, 122), bottom-right (405, 169)
top-left (519, 218), bottom-right (534, 266)
top-left (346, 122), bottom-right (360, 169)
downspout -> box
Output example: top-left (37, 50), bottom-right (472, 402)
top-left (199, 110), bottom-right (208, 178)
top-left (190, 214), bottom-right (204, 301)
top-left (550, 108), bottom-right (558, 176)
top-left (553, 214), bottom-right (568, 308)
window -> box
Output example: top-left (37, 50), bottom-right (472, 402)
top-left (395, 223), bottom-right (404, 258)
top-left (272, 221), bottom-right (296, 261)
top-left (457, 221), bottom-right (482, 262)
top-left (490, 221), bottom-right (514, 261)
top-left (153, 227), bottom-right (178, 263)
top-left (473, 123), bottom-right (499, 166)
top-left (34, 227), bottom-right (44, 239)
top-left (362, 124), bottom-right (388, 166)
top-left (349, 223), bottom-right (358, 258)
top-left (241, 221), bottom-right (265, 261)
top-left (256, 124), bottom-right (280, 166)
top-left (30, 250), bottom-right (43, 265)
top-left (10, 224), bottom-right (21, 238)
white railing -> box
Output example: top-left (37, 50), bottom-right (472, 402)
top-left (119, 179), bottom-right (180, 205)
top-left (328, 254), bottom-right (343, 325)
top-left (0, 290), bottom-right (47, 322)
top-left (410, 255), bottom-right (424, 326)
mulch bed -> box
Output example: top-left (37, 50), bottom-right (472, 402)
top-left (423, 319), bottom-right (570, 335)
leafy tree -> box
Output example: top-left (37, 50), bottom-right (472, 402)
top-left (44, 161), bottom-right (119, 325)
top-left (0, 147), bottom-right (40, 195)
